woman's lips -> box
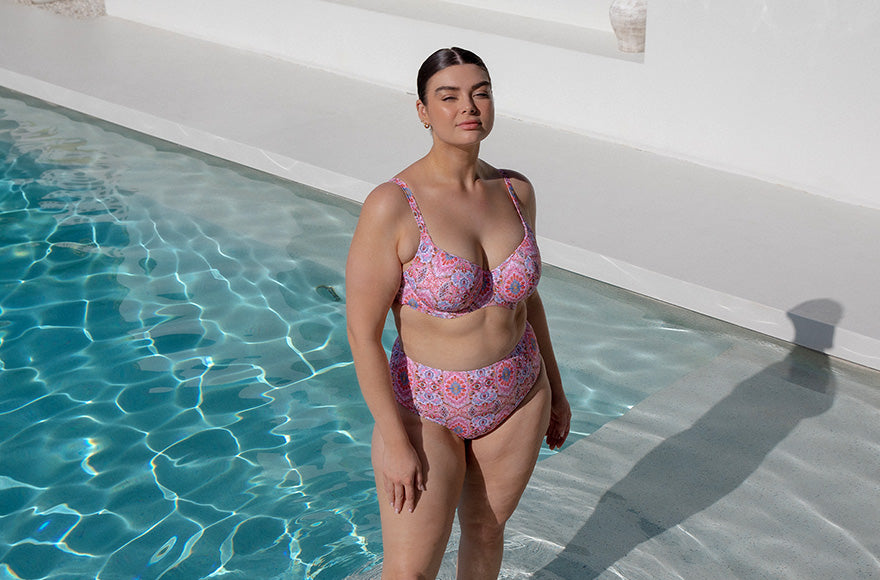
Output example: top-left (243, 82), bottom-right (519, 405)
top-left (458, 121), bottom-right (482, 130)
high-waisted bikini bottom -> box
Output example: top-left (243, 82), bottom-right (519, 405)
top-left (389, 323), bottom-right (542, 439)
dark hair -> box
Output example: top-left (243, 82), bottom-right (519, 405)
top-left (417, 47), bottom-right (491, 102)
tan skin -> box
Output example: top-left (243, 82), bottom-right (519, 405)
top-left (346, 63), bottom-right (571, 579)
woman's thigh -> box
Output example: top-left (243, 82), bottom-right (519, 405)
top-left (459, 369), bottom-right (551, 526)
top-left (372, 409), bottom-right (467, 575)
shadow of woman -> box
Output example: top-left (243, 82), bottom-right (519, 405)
top-left (537, 299), bottom-right (842, 578)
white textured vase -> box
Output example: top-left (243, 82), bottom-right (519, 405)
top-left (609, 0), bottom-right (647, 53)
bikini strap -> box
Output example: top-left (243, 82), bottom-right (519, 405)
top-left (499, 170), bottom-right (529, 226)
top-left (390, 177), bottom-right (427, 233)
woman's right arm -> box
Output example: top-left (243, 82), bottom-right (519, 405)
top-left (345, 183), bottom-right (425, 513)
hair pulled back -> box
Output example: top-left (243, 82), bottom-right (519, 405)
top-left (417, 47), bottom-right (491, 102)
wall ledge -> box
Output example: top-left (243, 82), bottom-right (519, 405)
top-left (322, 0), bottom-right (643, 63)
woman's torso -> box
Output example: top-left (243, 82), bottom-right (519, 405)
top-left (391, 167), bottom-right (540, 370)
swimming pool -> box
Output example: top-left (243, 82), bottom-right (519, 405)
top-left (1, 87), bottom-right (737, 578)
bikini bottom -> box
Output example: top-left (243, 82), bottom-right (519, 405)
top-left (389, 323), bottom-right (542, 439)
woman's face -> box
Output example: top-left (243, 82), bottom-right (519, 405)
top-left (417, 64), bottom-right (494, 146)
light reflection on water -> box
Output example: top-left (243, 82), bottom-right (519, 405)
top-left (0, 88), bottom-right (733, 578)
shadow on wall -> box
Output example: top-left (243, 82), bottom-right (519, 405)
top-left (536, 299), bottom-right (843, 579)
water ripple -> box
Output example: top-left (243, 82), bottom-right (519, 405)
top-left (2, 91), bottom-right (377, 578)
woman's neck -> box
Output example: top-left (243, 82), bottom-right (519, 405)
top-left (423, 142), bottom-right (483, 191)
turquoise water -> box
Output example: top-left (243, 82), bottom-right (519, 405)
top-left (0, 88), bottom-right (735, 579)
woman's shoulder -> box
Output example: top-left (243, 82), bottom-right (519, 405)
top-left (494, 167), bottom-right (535, 204)
top-left (479, 161), bottom-right (532, 190)
top-left (499, 168), bottom-right (532, 189)
top-left (499, 168), bottom-right (531, 184)
top-left (360, 179), bottom-right (412, 225)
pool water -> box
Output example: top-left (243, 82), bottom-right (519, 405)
top-left (1, 88), bottom-right (735, 579)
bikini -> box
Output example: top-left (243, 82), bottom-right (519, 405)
top-left (388, 173), bottom-right (542, 439)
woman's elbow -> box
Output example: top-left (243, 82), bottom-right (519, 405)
top-left (346, 320), bottom-right (382, 352)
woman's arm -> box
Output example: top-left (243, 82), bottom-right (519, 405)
top-left (346, 183), bottom-right (425, 513)
top-left (527, 291), bottom-right (571, 449)
top-left (505, 170), bottom-right (571, 449)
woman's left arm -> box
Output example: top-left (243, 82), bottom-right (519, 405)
top-left (506, 170), bottom-right (571, 449)
top-left (527, 291), bottom-right (571, 449)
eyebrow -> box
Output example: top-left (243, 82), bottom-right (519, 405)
top-left (433, 80), bottom-right (492, 94)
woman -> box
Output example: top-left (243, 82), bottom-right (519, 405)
top-left (346, 47), bottom-right (571, 579)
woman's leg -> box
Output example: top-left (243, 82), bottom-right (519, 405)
top-left (455, 370), bottom-right (551, 579)
top-left (373, 407), bottom-right (468, 578)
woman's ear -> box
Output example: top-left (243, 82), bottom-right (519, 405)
top-left (416, 99), bottom-right (429, 126)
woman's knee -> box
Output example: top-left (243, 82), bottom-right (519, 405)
top-left (381, 559), bottom-right (435, 580)
top-left (458, 511), bottom-right (506, 545)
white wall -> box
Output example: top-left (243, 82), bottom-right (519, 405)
top-left (634, 1), bottom-right (880, 210)
top-left (106, 0), bottom-right (880, 210)
top-left (491, 0), bottom-right (880, 210)
top-left (441, 0), bottom-right (612, 32)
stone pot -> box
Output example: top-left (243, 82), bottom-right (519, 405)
top-left (610, 0), bottom-right (647, 53)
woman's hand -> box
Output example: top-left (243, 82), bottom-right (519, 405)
top-left (545, 392), bottom-right (571, 450)
top-left (382, 441), bottom-right (426, 514)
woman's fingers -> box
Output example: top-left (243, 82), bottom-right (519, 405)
top-left (400, 469), bottom-right (423, 514)
top-left (382, 442), bottom-right (426, 513)
top-left (386, 475), bottom-right (422, 514)
top-left (394, 482), bottom-right (407, 513)
top-left (384, 476), bottom-right (426, 514)
top-left (416, 466), bottom-right (426, 492)
top-left (403, 481), bottom-right (417, 513)
top-left (384, 477), bottom-right (397, 510)
top-left (547, 424), bottom-right (560, 449)
top-left (546, 414), bottom-right (571, 449)
top-left (546, 395), bottom-right (572, 450)
top-left (393, 463), bottom-right (425, 514)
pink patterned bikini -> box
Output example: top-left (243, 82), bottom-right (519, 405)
top-left (388, 173), bottom-right (542, 439)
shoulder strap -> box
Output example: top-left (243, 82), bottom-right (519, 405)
top-left (499, 170), bottom-right (528, 225)
top-left (390, 177), bottom-right (427, 233)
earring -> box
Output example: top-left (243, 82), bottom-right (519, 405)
top-left (423, 122), bottom-right (431, 129)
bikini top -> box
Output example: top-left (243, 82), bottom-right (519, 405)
top-left (392, 174), bottom-right (541, 319)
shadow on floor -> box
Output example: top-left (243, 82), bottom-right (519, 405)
top-left (537, 299), bottom-right (842, 578)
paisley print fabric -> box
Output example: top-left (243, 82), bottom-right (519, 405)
top-left (390, 324), bottom-right (542, 439)
top-left (392, 173), bottom-right (541, 319)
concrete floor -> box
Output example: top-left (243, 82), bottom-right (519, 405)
top-left (2, 3), bottom-right (879, 578)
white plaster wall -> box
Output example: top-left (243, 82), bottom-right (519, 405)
top-left (106, 0), bottom-right (880, 210)
top-left (501, 0), bottom-right (880, 210)
top-left (636, 1), bottom-right (880, 210)
top-left (441, 0), bottom-right (612, 31)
